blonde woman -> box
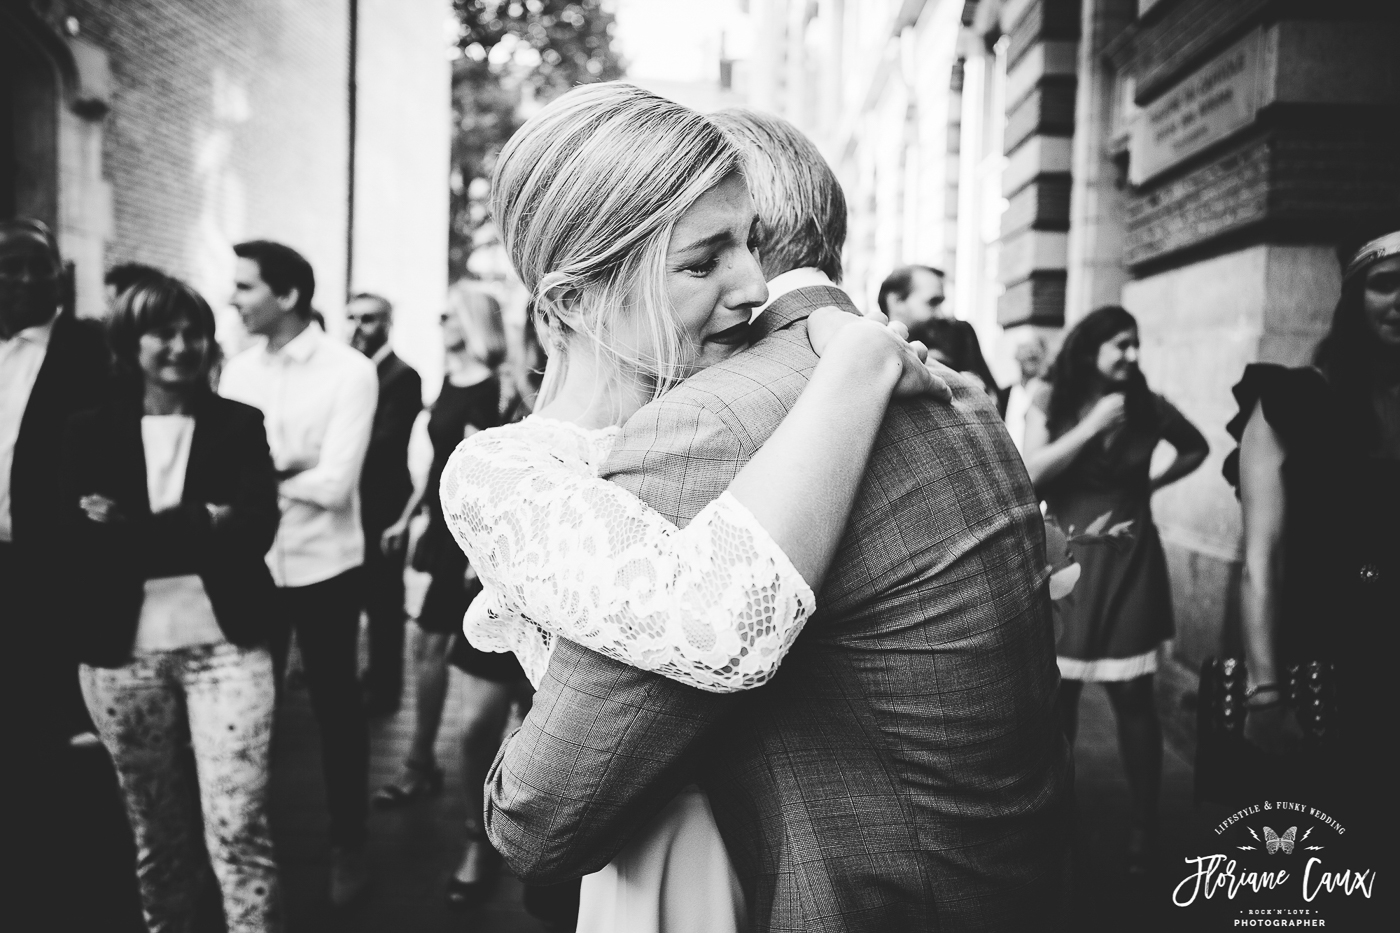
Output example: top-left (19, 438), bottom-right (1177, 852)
top-left (438, 83), bottom-right (944, 933)
top-left (375, 287), bottom-right (517, 787)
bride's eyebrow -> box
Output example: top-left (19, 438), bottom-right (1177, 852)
top-left (673, 230), bottom-right (734, 258)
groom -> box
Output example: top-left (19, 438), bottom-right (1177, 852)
top-left (485, 111), bottom-right (1073, 931)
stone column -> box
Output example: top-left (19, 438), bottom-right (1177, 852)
top-left (1063, 0), bottom-right (1134, 323)
top-left (996, 0), bottom-right (1082, 328)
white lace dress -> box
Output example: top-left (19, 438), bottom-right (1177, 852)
top-left (439, 416), bottom-right (817, 933)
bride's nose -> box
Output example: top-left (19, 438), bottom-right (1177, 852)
top-left (726, 245), bottom-right (768, 311)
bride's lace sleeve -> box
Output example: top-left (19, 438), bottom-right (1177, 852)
top-left (439, 422), bottom-right (815, 693)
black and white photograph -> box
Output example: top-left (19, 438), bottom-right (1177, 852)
top-left (1, 0), bottom-right (1395, 930)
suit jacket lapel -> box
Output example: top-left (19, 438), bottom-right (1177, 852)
top-left (19, 314), bottom-right (74, 443)
top-left (182, 394), bottom-right (219, 504)
top-left (107, 399), bottom-right (152, 516)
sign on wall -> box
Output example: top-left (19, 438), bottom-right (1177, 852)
top-left (1129, 28), bottom-right (1264, 185)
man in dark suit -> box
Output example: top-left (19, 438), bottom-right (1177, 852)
top-left (483, 113), bottom-right (1073, 931)
top-left (1, 219), bottom-right (114, 919)
top-left (879, 264), bottom-right (1005, 411)
top-left (348, 292), bottom-right (421, 714)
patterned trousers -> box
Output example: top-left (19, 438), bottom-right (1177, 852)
top-left (81, 642), bottom-right (282, 933)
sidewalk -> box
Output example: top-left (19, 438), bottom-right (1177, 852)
top-left (1066, 682), bottom-right (1206, 932)
top-left (73, 637), bottom-right (1204, 931)
top-left (271, 648), bottom-right (548, 933)
top-left (270, 645), bottom-right (1204, 932)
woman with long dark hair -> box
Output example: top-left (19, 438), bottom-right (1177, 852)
top-left (62, 274), bottom-right (283, 931)
top-left (1023, 304), bottom-right (1208, 869)
top-left (1218, 231), bottom-right (1398, 817)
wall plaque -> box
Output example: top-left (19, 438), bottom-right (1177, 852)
top-left (1129, 28), bottom-right (1263, 185)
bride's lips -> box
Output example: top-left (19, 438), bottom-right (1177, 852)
top-left (706, 320), bottom-right (752, 347)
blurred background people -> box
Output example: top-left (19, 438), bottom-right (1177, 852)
top-left (64, 274), bottom-right (283, 933)
top-left (1022, 304), bottom-right (1207, 871)
top-left (219, 239), bottom-right (379, 907)
top-left (1215, 230), bottom-right (1399, 820)
top-left (877, 263), bottom-right (1001, 405)
top-left (1, 219), bottom-right (112, 922)
top-left (497, 310), bottom-right (547, 424)
top-left (375, 281), bottom-right (524, 907)
top-left (348, 292), bottom-right (422, 716)
top-left (1005, 332), bottom-right (1049, 454)
top-left (104, 262), bottom-right (164, 314)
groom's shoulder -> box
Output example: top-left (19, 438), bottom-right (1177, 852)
top-left (654, 284), bottom-right (851, 408)
top-left (636, 322), bottom-right (816, 441)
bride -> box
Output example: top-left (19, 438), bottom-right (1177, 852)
top-left (440, 82), bottom-right (946, 933)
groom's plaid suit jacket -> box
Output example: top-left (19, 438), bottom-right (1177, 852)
top-left (485, 286), bottom-right (1073, 932)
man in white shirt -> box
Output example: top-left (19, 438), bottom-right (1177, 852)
top-left (219, 240), bottom-right (378, 906)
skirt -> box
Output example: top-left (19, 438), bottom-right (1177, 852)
top-left (1049, 492), bottom-right (1173, 682)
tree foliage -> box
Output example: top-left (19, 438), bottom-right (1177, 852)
top-left (450, 0), bottom-right (625, 278)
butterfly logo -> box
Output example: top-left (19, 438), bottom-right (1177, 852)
top-left (1264, 826), bottom-right (1297, 855)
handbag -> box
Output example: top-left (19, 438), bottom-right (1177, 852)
top-left (1197, 657), bottom-right (1339, 743)
top-left (1195, 656), bottom-right (1339, 803)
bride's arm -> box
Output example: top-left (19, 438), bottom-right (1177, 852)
top-left (441, 315), bottom-right (936, 693)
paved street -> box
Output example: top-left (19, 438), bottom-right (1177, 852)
top-left (271, 650), bottom-right (550, 933)
top-left (274, 640), bottom-right (1204, 932)
top-left (71, 622), bottom-right (1204, 932)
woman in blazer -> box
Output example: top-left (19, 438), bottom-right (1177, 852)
top-left (62, 274), bottom-right (283, 933)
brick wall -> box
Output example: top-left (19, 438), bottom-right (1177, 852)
top-left (58, 0), bottom-right (351, 325)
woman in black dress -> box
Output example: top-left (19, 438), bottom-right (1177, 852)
top-left (373, 282), bottom-right (526, 900)
top-left (1023, 305), bottom-right (1208, 869)
top-left (1220, 231), bottom-right (1399, 824)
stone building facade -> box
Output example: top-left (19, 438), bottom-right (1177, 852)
top-left (744, 0), bottom-right (1398, 746)
top-left (1, 0), bottom-right (449, 379)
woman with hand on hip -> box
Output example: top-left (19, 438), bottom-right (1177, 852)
top-left (1022, 304), bottom-right (1208, 871)
top-left (63, 274), bottom-right (283, 933)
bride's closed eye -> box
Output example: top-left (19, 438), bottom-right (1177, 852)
top-left (685, 254), bottom-right (721, 277)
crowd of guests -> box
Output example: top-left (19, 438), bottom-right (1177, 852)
top-left (2, 190), bottom-right (1394, 928)
top-left (0, 219), bottom-right (551, 930)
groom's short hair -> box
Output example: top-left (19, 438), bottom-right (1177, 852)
top-left (709, 109), bottom-right (846, 284)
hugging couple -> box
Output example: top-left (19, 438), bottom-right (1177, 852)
top-left (438, 83), bottom-right (1074, 933)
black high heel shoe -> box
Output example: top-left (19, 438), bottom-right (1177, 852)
top-left (372, 760), bottom-right (444, 809)
top-left (446, 831), bottom-right (501, 908)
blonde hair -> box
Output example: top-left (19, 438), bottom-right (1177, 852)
top-left (490, 82), bottom-right (741, 407)
top-left (445, 280), bottom-right (507, 369)
top-left (709, 109), bottom-right (846, 283)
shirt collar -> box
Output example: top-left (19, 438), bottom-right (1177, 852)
top-left (371, 342), bottom-right (393, 366)
top-left (755, 267), bottom-right (839, 318)
top-left (264, 320), bottom-right (323, 363)
top-left (3, 317), bottom-right (55, 348)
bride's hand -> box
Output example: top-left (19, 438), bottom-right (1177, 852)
top-left (808, 307), bottom-right (951, 402)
